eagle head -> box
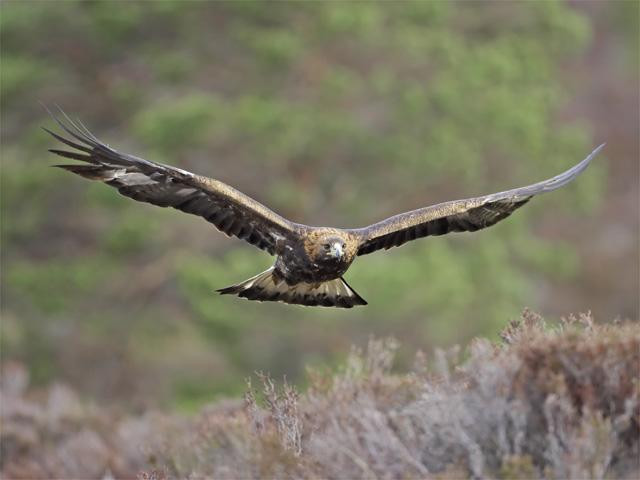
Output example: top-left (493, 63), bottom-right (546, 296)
top-left (306, 231), bottom-right (351, 264)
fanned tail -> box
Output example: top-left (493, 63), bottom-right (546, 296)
top-left (217, 267), bottom-right (367, 308)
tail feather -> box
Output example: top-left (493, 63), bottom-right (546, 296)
top-left (217, 267), bottom-right (367, 308)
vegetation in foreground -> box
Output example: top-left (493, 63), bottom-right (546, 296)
top-left (2, 311), bottom-right (638, 479)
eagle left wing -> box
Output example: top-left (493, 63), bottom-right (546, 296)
top-left (45, 109), bottom-right (298, 255)
top-left (350, 144), bottom-right (605, 256)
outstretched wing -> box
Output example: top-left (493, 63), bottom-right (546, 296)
top-left (45, 108), bottom-right (298, 255)
top-left (351, 145), bottom-right (604, 256)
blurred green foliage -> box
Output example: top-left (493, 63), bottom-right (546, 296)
top-left (1, 1), bottom-right (609, 409)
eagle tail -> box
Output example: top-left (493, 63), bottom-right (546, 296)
top-left (217, 267), bottom-right (367, 308)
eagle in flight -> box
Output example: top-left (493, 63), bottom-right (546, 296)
top-left (45, 109), bottom-right (604, 308)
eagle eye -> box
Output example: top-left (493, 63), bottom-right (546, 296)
top-left (323, 243), bottom-right (330, 251)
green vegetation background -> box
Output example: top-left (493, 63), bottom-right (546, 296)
top-left (2, 1), bottom-right (637, 410)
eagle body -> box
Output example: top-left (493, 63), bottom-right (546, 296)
top-left (217, 228), bottom-right (366, 308)
top-left (45, 108), bottom-right (604, 308)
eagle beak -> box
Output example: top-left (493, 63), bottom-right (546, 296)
top-left (330, 242), bottom-right (344, 259)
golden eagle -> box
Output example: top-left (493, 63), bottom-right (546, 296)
top-left (45, 109), bottom-right (604, 308)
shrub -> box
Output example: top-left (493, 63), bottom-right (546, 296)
top-left (147, 312), bottom-right (639, 479)
top-left (2, 312), bottom-right (637, 479)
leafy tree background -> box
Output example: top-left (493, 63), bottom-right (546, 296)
top-left (1, 0), bottom-right (637, 410)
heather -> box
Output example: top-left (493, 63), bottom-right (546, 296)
top-left (3, 312), bottom-right (638, 479)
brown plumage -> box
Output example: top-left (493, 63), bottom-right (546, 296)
top-left (45, 108), bottom-right (604, 308)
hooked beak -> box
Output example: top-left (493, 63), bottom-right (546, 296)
top-left (330, 242), bottom-right (344, 259)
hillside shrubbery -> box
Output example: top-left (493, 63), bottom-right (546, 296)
top-left (2, 311), bottom-right (638, 479)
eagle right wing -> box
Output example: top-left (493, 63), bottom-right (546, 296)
top-left (350, 144), bottom-right (605, 256)
top-left (45, 109), bottom-right (299, 255)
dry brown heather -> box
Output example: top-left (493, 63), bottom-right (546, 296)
top-left (2, 311), bottom-right (638, 479)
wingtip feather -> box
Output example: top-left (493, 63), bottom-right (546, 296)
top-left (48, 148), bottom-right (92, 161)
top-left (53, 164), bottom-right (118, 181)
top-left (593, 143), bottom-right (606, 155)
